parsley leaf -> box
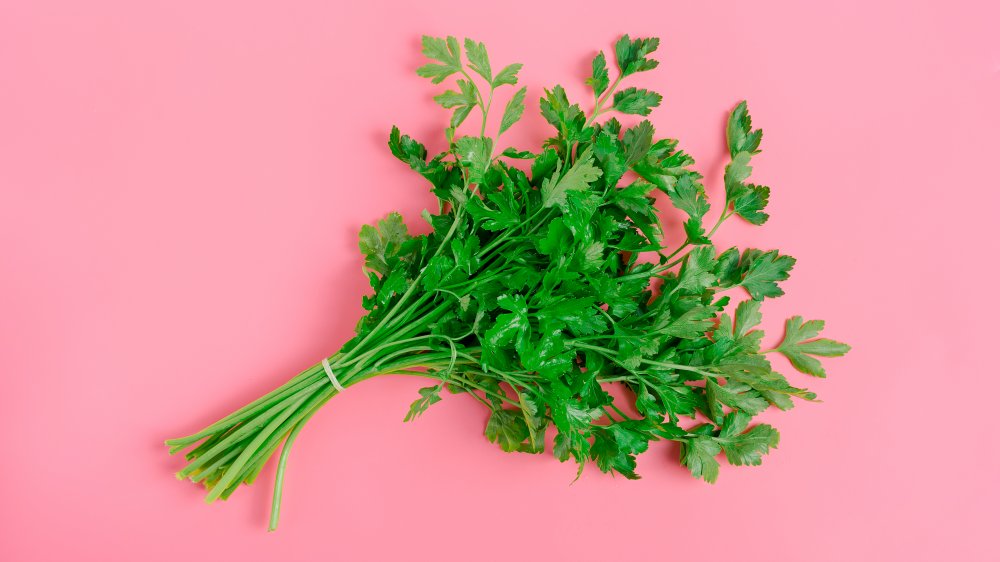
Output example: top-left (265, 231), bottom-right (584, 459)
top-left (404, 385), bottom-right (443, 422)
top-left (485, 409), bottom-right (530, 452)
top-left (416, 36), bottom-right (463, 84)
top-left (614, 35), bottom-right (660, 77)
top-left (613, 87), bottom-right (662, 115)
top-left (622, 121), bottom-right (654, 165)
top-left (540, 147), bottom-right (603, 208)
top-left (739, 250), bottom-right (796, 299)
top-left (455, 136), bottom-right (494, 184)
top-left (726, 100), bottom-right (763, 157)
top-left (434, 79), bottom-right (480, 128)
top-left (358, 212), bottom-right (410, 276)
top-left (775, 317), bottom-right (851, 377)
top-left (717, 412), bottom-right (780, 466)
top-left (388, 126), bottom-right (428, 171)
top-left (733, 184), bottom-right (771, 225)
top-left (463, 38), bottom-right (492, 83)
top-left (675, 245), bottom-right (717, 293)
top-left (587, 51), bottom-right (610, 96)
top-left (680, 435), bottom-right (722, 483)
top-left (493, 63), bottom-right (522, 87)
top-left (499, 86), bottom-right (527, 135)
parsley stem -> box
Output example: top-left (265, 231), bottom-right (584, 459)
top-left (480, 86), bottom-right (495, 138)
top-left (268, 396), bottom-right (329, 531)
top-left (570, 342), bottom-right (718, 379)
top-left (652, 211), bottom-right (734, 274)
top-left (341, 210), bottom-right (465, 365)
top-left (585, 75), bottom-right (623, 128)
top-left (479, 206), bottom-right (545, 257)
top-left (640, 359), bottom-right (718, 378)
top-left (608, 403), bottom-right (631, 420)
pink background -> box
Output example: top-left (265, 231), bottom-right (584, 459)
top-left (2, 1), bottom-right (998, 560)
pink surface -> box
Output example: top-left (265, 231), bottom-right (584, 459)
top-left (1, 1), bottom-right (998, 560)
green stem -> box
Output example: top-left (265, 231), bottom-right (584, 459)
top-left (608, 403), bottom-right (630, 420)
top-left (585, 75), bottom-right (623, 128)
top-left (341, 210), bottom-right (465, 363)
top-left (569, 342), bottom-right (718, 379)
top-left (268, 396), bottom-right (329, 531)
top-left (480, 86), bottom-right (494, 138)
top-left (661, 210), bottom-right (732, 268)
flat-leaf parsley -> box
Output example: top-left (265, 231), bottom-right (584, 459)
top-left (167, 35), bottom-right (849, 530)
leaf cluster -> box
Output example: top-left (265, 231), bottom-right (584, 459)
top-left (363, 35), bottom-right (850, 482)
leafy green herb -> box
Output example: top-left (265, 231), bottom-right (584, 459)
top-left (167, 34), bottom-right (849, 530)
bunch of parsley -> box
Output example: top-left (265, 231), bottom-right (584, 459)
top-left (167, 35), bottom-right (849, 530)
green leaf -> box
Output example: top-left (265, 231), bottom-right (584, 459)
top-left (484, 294), bottom-right (530, 349)
top-left (374, 267), bottom-right (409, 308)
top-left (733, 299), bottom-right (763, 337)
top-left (675, 245), bottom-right (717, 294)
top-left (634, 384), bottom-right (661, 417)
top-left (404, 385), bottom-right (443, 422)
top-left (540, 147), bottom-right (603, 209)
top-left (614, 35), bottom-right (660, 77)
top-left (450, 234), bottom-right (481, 274)
top-left (421, 254), bottom-right (459, 291)
top-left (500, 147), bottom-right (536, 159)
top-left (656, 384), bottom-right (699, 419)
top-left (705, 380), bottom-right (769, 420)
top-left (485, 409), bottom-right (529, 452)
top-left (454, 136), bottom-right (494, 183)
top-left (536, 217), bottom-right (572, 256)
top-left (680, 435), bottom-right (721, 483)
top-left (531, 148), bottom-right (559, 184)
top-left (727, 369), bottom-right (816, 410)
top-left (434, 79), bottom-right (480, 129)
top-left (466, 189), bottom-right (522, 231)
top-left (519, 330), bottom-right (574, 379)
top-left (519, 392), bottom-right (548, 453)
top-left (591, 423), bottom-right (648, 479)
top-left (537, 298), bottom-right (606, 336)
top-left (714, 247), bottom-right (741, 284)
top-left (717, 412), bottom-right (780, 466)
top-left (776, 316), bottom-right (851, 377)
top-left (724, 151), bottom-right (753, 201)
top-left (726, 100), bottom-right (763, 158)
top-left (622, 121), bottom-right (654, 165)
top-left (433, 80), bottom-right (478, 109)
top-left (450, 105), bottom-right (475, 129)
top-left (388, 126), bottom-right (428, 171)
top-left (539, 86), bottom-right (591, 143)
top-left (416, 36), bottom-right (462, 84)
top-left (612, 87), bottom-right (662, 116)
top-left (554, 429), bottom-right (590, 475)
top-left (739, 250), bottom-right (796, 300)
top-left (358, 212), bottom-right (410, 276)
top-left (587, 51), bottom-right (610, 96)
top-left (666, 174), bottom-right (710, 220)
top-left (657, 305), bottom-right (716, 339)
top-left (499, 86), bottom-right (527, 135)
top-left (463, 38), bottom-right (492, 82)
top-left (593, 131), bottom-right (628, 187)
top-left (492, 63), bottom-right (522, 87)
top-left (733, 184), bottom-right (771, 225)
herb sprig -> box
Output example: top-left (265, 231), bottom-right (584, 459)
top-left (167, 35), bottom-right (849, 530)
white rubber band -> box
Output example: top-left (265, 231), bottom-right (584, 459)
top-left (322, 357), bottom-right (345, 392)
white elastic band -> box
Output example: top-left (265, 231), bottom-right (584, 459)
top-left (322, 357), bottom-right (345, 392)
